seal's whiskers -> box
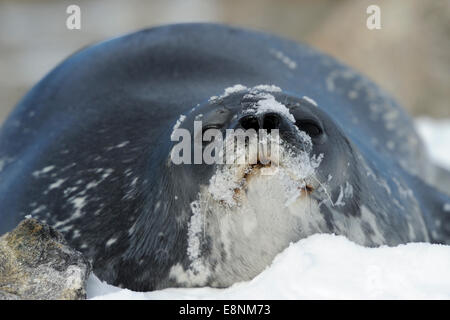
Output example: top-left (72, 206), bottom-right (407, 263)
top-left (311, 175), bottom-right (334, 206)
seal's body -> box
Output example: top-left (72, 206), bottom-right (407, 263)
top-left (0, 24), bottom-right (448, 291)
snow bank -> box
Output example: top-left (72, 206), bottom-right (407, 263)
top-left (87, 118), bottom-right (450, 300)
top-left (415, 117), bottom-right (450, 170)
top-left (88, 234), bottom-right (450, 299)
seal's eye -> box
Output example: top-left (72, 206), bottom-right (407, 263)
top-left (295, 120), bottom-right (323, 138)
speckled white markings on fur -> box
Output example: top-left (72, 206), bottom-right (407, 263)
top-left (106, 141), bottom-right (129, 151)
top-left (52, 196), bottom-right (87, 229)
top-left (335, 182), bottom-right (354, 207)
top-left (32, 165), bottom-right (55, 178)
top-left (171, 114), bottom-right (186, 140)
top-left (335, 185), bottom-right (345, 207)
top-left (269, 49), bottom-right (297, 69)
top-left (106, 238), bottom-right (118, 247)
top-left (302, 96), bottom-right (318, 107)
top-left (48, 178), bottom-right (66, 190)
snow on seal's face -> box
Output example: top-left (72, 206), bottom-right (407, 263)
top-left (185, 143), bottom-right (325, 288)
top-left (169, 85), bottom-right (334, 287)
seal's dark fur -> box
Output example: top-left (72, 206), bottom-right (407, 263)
top-left (0, 24), bottom-right (448, 291)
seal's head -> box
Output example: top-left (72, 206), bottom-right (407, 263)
top-left (168, 85), bottom-right (359, 287)
top-left (1, 24), bottom-right (446, 294)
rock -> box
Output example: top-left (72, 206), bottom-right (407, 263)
top-left (0, 218), bottom-right (91, 300)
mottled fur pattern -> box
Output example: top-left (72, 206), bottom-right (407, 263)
top-left (0, 24), bottom-right (448, 291)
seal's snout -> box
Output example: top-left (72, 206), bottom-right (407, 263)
top-left (238, 112), bottom-right (287, 133)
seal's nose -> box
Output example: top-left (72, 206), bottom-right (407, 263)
top-left (239, 113), bottom-right (283, 133)
top-left (262, 113), bottom-right (282, 132)
top-left (239, 115), bottom-right (260, 131)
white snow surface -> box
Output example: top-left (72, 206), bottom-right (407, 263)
top-left (87, 118), bottom-right (450, 300)
top-left (415, 117), bottom-right (450, 170)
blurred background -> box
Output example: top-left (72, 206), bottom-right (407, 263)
top-left (0, 0), bottom-right (449, 124)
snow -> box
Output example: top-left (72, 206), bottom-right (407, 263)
top-left (186, 200), bottom-right (208, 274)
top-left (208, 84), bottom-right (295, 123)
top-left (224, 84), bottom-right (247, 96)
top-left (252, 85), bottom-right (282, 93)
top-left (254, 93), bottom-right (296, 122)
top-left (302, 96), bottom-right (318, 107)
top-left (88, 234), bottom-right (450, 299)
top-left (87, 117), bottom-right (450, 300)
top-left (170, 114), bottom-right (186, 140)
top-left (209, 84), bottom-right (247, 101)
top-left (415, 117), bottom-right (450, 170)
top-left (32, 165), bottom-right (55, 177)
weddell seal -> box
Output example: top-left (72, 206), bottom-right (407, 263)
top-left (0, 24), bottom-right (449, 291)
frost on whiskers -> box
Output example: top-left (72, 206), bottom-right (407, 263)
top-left (207, 134), bottom-right (323, 208)
top-left (182, 132), bottom-right (324, 283)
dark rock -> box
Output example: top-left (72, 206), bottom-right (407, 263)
top-left (0, 218), bottom-right (91, 300)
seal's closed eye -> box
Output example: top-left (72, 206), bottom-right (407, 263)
top-left (296, 120), bottom-right (323, 138)
top-left (203, 106), bottom-right (232, 125)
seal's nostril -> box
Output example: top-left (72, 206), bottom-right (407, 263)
top-left (263, 113), bottom-right (281, 132)
top-left (240, 115), bottom-right (260, 131)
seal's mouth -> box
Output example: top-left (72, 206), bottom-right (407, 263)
top-left (207, 133), bottom-right (322, 208)
top-left (214, 152), bottom-right (316, 207)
